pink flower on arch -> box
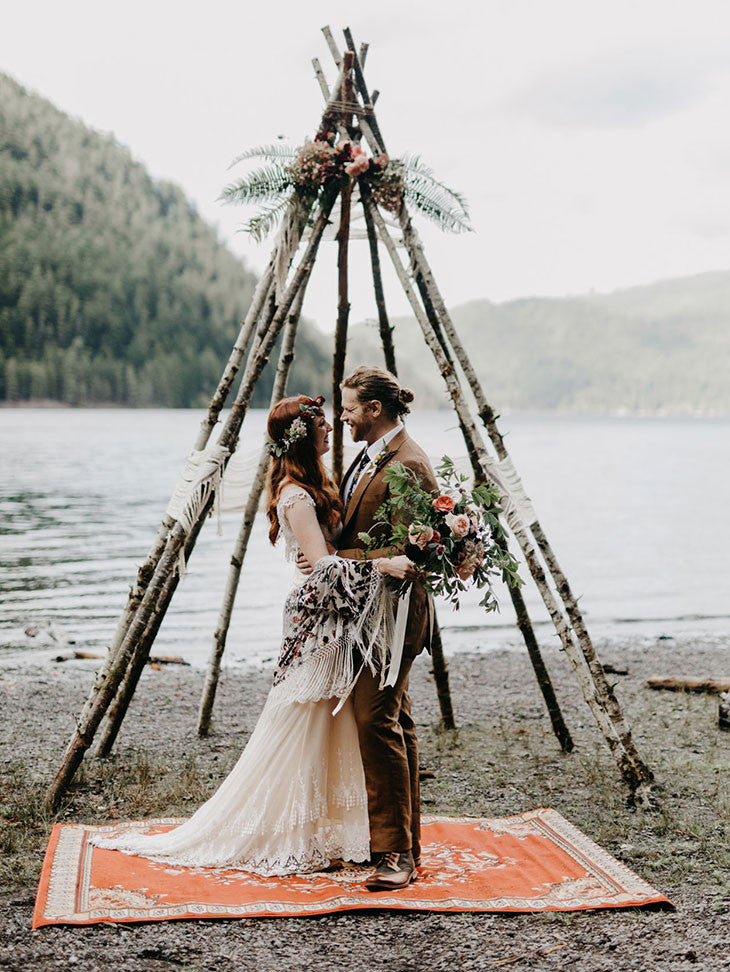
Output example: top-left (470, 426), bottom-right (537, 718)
top-left (345, 147), bottom-right (370, 177)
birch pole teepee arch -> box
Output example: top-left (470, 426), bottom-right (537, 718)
top-left (46, 27), bottom-right (654, 811)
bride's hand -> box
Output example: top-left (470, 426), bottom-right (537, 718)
top-left (375, 555), bottom-right (418, 581)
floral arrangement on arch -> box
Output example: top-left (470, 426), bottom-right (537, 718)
top-left (357, 457), bottom-right (523, 611)
top-left (220, 130), bottom-right (471, 242)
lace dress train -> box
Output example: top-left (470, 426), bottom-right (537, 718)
top-left (90, 485), bottom-right (391, 875)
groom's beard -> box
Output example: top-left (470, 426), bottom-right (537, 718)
top-left (345, 420), bottom-right (369, 443)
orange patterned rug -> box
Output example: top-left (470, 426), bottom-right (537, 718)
top-left (33, 809), bottom-right (671, 927)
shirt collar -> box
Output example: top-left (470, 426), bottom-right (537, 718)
top-left (365, 423), bottom-right (402, 463)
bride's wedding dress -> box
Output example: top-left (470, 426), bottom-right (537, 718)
top-left (90, 485), bottom-right (393, 875)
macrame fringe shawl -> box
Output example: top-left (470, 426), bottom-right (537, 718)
top-left (268, 556), bottom-right (396, 714)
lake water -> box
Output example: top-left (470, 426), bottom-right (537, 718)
top-left (1, 409), bottom-right (729, 669)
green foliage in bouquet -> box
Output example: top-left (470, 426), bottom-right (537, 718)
top-left (358, 457), bottom-right (522, 611)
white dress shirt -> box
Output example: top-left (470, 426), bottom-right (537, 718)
top-left (342, 423), bottom-right (402, 506)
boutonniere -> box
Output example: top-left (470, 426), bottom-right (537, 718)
top-left (367, 449), bottom-right (395, 476)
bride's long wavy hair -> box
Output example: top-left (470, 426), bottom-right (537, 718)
top-left (266, 395), bottom-right (344, 546)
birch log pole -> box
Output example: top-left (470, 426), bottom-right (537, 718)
top-left (376, 157), bottom-right (639, 767)
top-left (48, 65), bottom-right (351, 797)
top-left (362, 184), bottom-right (397, 376)
top-left (322, 25), bottom-right (341, 67)
top-left (89, 58), bottom-right (344, 688)
top-left (46, 189), bottom-right (339, 810)
top-left (341, 27), bottom-right (650, 782)
top-left (417, 268), bottom-right (572, 749)
top-left (453, 409), bottom-right (573, 752)
top-left (93, 282), bottom-right (284, 756)
top-left (362, 193), bottom-right (652, 801)
top-left (78, 261), bottom-right (280, 739)
top-left (315, 56), bottom-right (460, 734)
top-left (342, 28), bottom-right (385, 153)
top-left (395, 209), bottom-right (650, 787)
top-left (415, 249), bottom-right (571, 750)
top-left (95, 504), bottom-right (207, 755)
top-left (95, 51), bottom-right (343, 769)
top-left (429, 619), bottom-right (456, 730)
top-left (196, 286), bottom-right (306, 736)
top-left (331, 179), bottom-right (352, 484)
top-left (370, 186), bottom-right (572, 749)
top-left (318, 56), bottom-right (461, 732)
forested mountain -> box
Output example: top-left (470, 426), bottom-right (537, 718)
top-left (346, 270), bottom-right (730, 416)
top-left (0, 72), bottom-right (328, 407)
top-left (2, 72), bottom-right (727, 414)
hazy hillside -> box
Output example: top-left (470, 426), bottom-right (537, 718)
top-left (2, 72), bottom-right (726, 415)
top-left (345, 270), bottom-right (730, 415)
top-left (0, 73), bottom-right (328, 408)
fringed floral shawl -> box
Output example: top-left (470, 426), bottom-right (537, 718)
top-left (268, 555), bottom-right (395, 709)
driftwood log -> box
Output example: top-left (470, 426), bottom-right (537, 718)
top-left (646, 677), bottom-right (730, 733)
top-left (646, 677), bottom-right (730, 694)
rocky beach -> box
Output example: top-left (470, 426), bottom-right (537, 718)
top-left (1, 635), bottom-right (728, 972)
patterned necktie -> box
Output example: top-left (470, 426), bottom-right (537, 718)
top-left (345, 450), bottom-right (371, 507)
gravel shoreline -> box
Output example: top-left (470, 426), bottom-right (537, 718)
top-left (1, 635), bottom-right (729, 971)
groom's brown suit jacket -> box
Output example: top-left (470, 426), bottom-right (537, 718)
top-left (337, 427), bottom-right (438, 658)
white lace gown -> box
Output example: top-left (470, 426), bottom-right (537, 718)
top-left (90, 486), bottom-right (371, 875)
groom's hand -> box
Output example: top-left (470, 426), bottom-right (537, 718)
top-left (296, 543), bottom-right (336, 573)
top-left (295, 549), bottom-right (314, 574)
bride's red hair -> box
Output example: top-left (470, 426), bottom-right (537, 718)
top-left (266, 395), bottom-right (344, 545)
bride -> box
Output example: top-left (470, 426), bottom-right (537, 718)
top-left (90, 394), bottom-right (415, 875)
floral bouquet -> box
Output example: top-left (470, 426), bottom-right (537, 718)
top-left (358, 457), bottom-right (522, 611)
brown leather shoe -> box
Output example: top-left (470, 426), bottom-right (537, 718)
top-left (365, 851), bottom-right (416, 891)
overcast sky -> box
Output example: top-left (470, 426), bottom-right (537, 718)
top-left (3, 0), bottom-right (730, 330)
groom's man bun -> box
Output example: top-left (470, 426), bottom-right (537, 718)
top-left (342, 366), bottom-right (414, 419)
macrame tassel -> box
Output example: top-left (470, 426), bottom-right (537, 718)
top-left (166, 444), bottom-right (230, 573)
top-left (477, 452), bottom-right (537, 529)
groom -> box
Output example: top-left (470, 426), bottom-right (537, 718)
top-left (336, 365), bottom-right (437, 891)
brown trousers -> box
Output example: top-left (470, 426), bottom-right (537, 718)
top-left (352, 655), bottom-right (420, 860)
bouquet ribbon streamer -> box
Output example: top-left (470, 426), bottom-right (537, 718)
top-left (384, 585), bottom-right (412, 688)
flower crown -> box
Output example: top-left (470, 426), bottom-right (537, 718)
top-left (267, 396), bottom-right (325, 458)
